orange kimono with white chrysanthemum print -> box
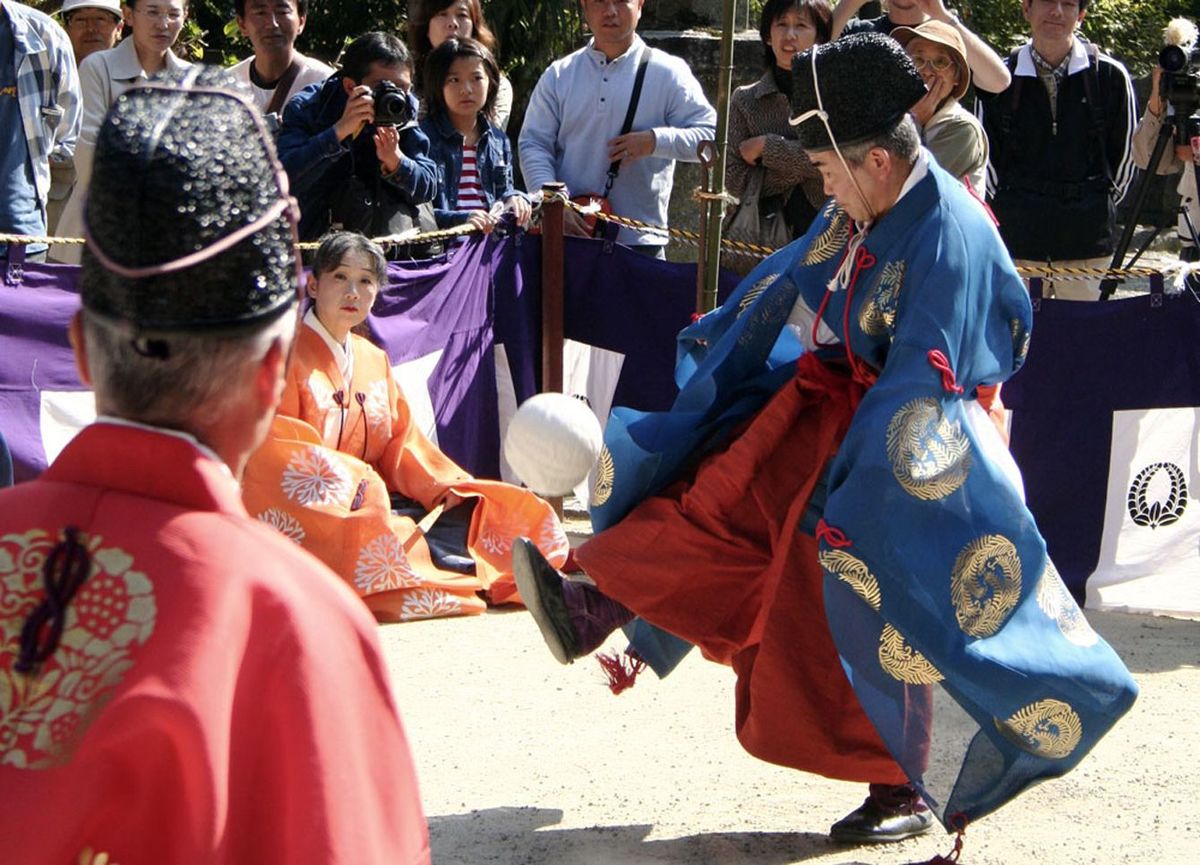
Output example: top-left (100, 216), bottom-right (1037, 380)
top-left (242, 322), bottom-right (569, 622)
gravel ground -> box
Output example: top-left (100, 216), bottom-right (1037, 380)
top-left (378, 512), bottom-right (1198, 865)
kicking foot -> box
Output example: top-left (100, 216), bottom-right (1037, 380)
top-left (512, 538), bottom-right (580, 664)
top-left (512, 538), bottom-right (635, 665)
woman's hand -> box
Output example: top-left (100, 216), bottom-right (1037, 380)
top-left (738, 135), bottom-right (767, 165)
top-left (1147, 67), bottom-right (1165, 117)
top-left (505, 195), bottom-right (532, 228)
top-left (910, 75), bottom-right (953, 127)
top-left (465, 210), bottom-right (496, 233)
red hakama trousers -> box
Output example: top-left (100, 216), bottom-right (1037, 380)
top-left (576, 356), bottom-right (906, 783)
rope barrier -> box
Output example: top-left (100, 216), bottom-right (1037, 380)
top-left (0, 223), bottom-right (478, 253)
top-left (3, 209), bottom-right (1191, 282)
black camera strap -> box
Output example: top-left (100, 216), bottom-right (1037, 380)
top-left (602, 46), bottom-right (651, 197)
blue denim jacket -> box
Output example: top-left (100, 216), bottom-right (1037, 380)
top-left (278, 76), bottom-right (438, 240)
top-left (420, 112), bottom-right (522, 228)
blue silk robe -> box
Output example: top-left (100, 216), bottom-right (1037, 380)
top-left (588, 155), bottom-right (1137, 825)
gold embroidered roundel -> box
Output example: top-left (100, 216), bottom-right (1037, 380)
top-left (886, 398), bottom-right (973, 501)
top-left (878, 624), bottom-right (944, 684)
top-left (1035, 560), bottom-right (1099, 647)
top-left (589, 446), bottom-right (615, 508)
top-left (0, 530), bottom-right (157, 769)
top-left (951, 534), bottom-right (1021, 637)
top-left (819, 549), bottom-right (881, 611)
top-left (996, 698), bottom-right (1083, 759)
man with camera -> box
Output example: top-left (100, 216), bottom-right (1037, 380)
top-left (1133, 18), bottom-right (1199, 268)
top-left (975, 0), bottom-right (1135, 300)
top-left (278, 31), bottom-right (438, 245)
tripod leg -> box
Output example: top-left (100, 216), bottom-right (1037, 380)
top-left (1100, 119), bottom-right (1179, 300)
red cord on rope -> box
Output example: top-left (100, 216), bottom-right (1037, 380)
top-left (927, 349), bottom-right (964, 394)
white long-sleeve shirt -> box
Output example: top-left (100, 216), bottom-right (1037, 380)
top-left (519, 35), bottom-right (715, 247)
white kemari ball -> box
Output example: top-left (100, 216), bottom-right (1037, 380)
top-left (504, 393), bottom-right (603, 496)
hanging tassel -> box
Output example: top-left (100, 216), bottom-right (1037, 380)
top-left (596, 649), bottom-right (646, 695)
top-left (908, 813), bottom-right (967, 865)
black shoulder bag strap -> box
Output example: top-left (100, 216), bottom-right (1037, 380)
top-left (265, 59), bottom-right (304, 118)
top-left (602, 46), bottom-right (652, 197)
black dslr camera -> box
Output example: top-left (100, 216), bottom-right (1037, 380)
top-left (1159, 40), bottom-right (1200, 145)
top-left (372, 80), bottom-right (415, 127)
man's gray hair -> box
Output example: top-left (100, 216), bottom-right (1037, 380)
top-left (839, 114), bottom-right (921, 166)
top-left (81, 306), bottom-right (296, 427)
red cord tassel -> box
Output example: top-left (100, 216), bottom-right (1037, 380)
top-left (908, 814), bottom-right (967, 865)
top-left (596, 650), bottom-right (646, 695)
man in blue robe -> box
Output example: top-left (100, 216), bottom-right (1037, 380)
top-left (514, 33), bottom-right (1137, 848)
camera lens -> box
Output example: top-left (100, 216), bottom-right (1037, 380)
top-left (1159, 44), bottom-right (1188, 73)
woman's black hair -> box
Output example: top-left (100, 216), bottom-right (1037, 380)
top-left (422, 37), bottom-right (500, 124)
top-left (759, 0), bottom-right (833, 68)
top-left (312, 231), bottom-right (389, 286)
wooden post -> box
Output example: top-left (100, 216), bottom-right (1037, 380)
top-left (700, 0), bottom-right (738, 313)
top-left (540, 182), bottom-right (566, 517)
top-left (540, 182), bottom-right (566, 395)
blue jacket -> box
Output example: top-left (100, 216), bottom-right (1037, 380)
top-left (420, 112), bottom-right (521, 228)
top-left (277, 76), bottom-right (439, 240)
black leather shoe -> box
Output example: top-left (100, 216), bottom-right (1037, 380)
top-left (512, 538), bottom-right (580, 665)
top-left (829, 797), bottom-right (935, 844)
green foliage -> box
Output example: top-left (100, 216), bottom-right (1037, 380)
top-left (481, 1), bottom-right (585, 127)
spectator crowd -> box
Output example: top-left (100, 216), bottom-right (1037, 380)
top-left (3, 0), bottom-right (1192, 283)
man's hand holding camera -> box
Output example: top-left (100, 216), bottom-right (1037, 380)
top-left (335, 84), bottom-right (377, 143)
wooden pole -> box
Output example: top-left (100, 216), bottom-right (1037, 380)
top-left (540, 182), bottom-right (566, 395)
top-left (701, 0), bottom-right (738, 313)
top-left (539, 182), bottom-right (566, 517)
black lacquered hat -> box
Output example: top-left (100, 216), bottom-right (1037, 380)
top-left (789, 33), bottom-right (927, 151)
top-left (81, 66), bottom-right (300, 331)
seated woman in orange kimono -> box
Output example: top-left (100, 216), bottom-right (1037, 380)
top-left (243, 232), bottom-right (568, 621)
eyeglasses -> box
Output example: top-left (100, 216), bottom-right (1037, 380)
top-left (909, 55), bottom-right (956, 73)
top-left (135, 7), bottom-right (186, 24)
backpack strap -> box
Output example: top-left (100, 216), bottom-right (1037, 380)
top-left (995, 49), bottom-right (1023, 179)
top-left (1077, 40), bottom-right (1112, 184)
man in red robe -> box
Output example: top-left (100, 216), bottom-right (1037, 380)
top-left (0, 69), bottom-right (430, 864)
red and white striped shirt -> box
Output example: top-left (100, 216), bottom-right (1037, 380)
top-left (456, 144), bottom-right (486, 212)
